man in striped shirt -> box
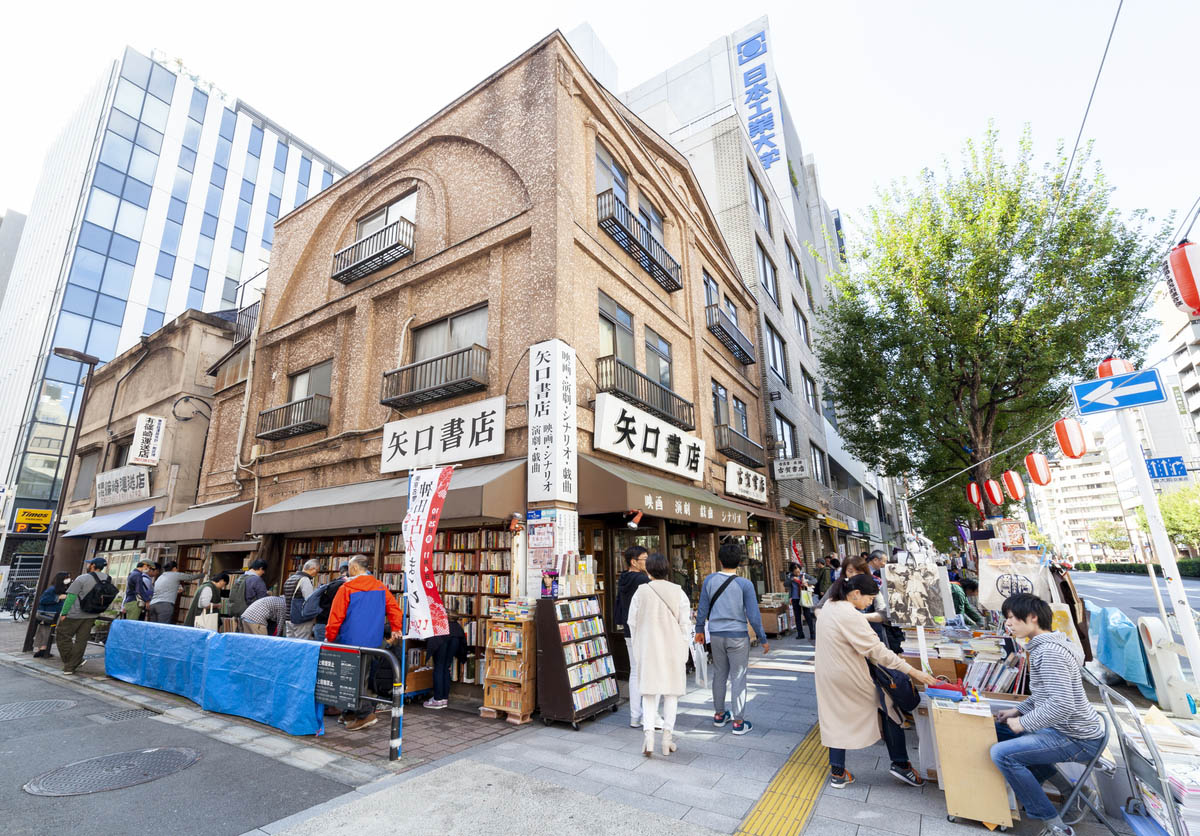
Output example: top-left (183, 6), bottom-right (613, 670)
top-left (991, 594), bottom-right (1105, 836)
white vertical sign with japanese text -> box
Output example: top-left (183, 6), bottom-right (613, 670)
top-left (129, 414), bottom-right (164, 466)
top-left (527, 340), bottom-right (577, 502)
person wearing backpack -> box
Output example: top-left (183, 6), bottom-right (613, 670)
top-left (312, 564), bottom-right (350, 641)
top-left (283, 560), bottom-right (319, 639)
top-left (693, 543), bottom-right (769, 736)
top-left (226, 559), bottom-right (269, 619)
top-left (57, 557), bottom-right (118, 674)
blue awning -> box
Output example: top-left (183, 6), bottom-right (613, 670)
top-left (64, 505), bottom-right (157, 539)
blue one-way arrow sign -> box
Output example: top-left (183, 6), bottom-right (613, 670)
top-left (1146, 455), bottom-right (1189, 480)
top-left (1071, 368), bottom-right (1167, 415)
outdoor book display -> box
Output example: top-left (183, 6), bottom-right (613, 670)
top-left (535, 595), bottom-right (619, 729)
top-left (174, 543), bottom-right (206, 624)
top-left (480, 615), bottom-right (536, 724)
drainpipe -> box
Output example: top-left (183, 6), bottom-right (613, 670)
top-left (396, 315), bottom-right (415, 371)
top-left (232, 297), bottom-right (265, 493)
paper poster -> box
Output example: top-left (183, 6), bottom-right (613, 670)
top-left (885, 562), bottom-right (948, 628)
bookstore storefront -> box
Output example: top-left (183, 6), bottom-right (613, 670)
top-left (250, 459), bottom-right (526, 686)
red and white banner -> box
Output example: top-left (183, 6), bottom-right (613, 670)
top-left (402, 466), bottom-right (454, 639)
top-left (789, 538), bottom-right (803, 567)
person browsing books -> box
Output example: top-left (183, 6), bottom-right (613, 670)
top-left (627, 553), bottom-right (692, 757)
top-left (991, 593), bottom-right (1105, 836)
top-left (694, 543), bottom-right (768, 736)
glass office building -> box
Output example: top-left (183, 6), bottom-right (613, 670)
top-left (0, 47), bottom-right (346, 525)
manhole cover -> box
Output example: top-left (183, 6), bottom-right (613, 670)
top-left (88, 709), bottom-right (159, 725)
top-left (0, 700), bottom-right (76, 720)
top-left (24, 747), bottom-right (201, 796)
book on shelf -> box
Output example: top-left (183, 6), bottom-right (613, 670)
top-left (492, 598), bottom-right (534, 620)
top-left (558, 615), bottom-right (604, 642)
top-left (567, 655), bottom-right (615, 688)
top-left (489, 624), bottom-right (528, 653)
top-left (570, 676), bottom-right (617, 711)
top-left (555, 598), bottom-right (600, 621)
top-left (563, 635), bottom-right (608, 665)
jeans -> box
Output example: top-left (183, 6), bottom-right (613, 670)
top-left (314, 623), bottom-right (327, 641)
top-left (428, 636), bottom-right (455, 700)
top-left (625, 638), bottom-right (643, 723)
top-left (990, 723), bottom-right (1105, 820)
top-left (829, 710), bottom-right (909, 772)
top-left (710, 634), bottom-right (750, 722)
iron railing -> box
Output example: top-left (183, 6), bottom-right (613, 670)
top-left (831, 490), bottom-right (864, 520)
top-left (331, 218), bottom-right (415, 284)
top-left (795, 476), bottom-right (831, 509)
top-left (714, 424), bottom-right (765, 468)
top-left (381, 344), bottom-right (489, 409)
top-left (256, 394), bottom-right (331, 441)
top-left (596, 190), bottom-right (682, 292)
top-left (704, 304), bottom-right (755, 365)
top-left (234, 301), bottom-right (259, 345)
top-left (596, 355), bottom-right (694, 430)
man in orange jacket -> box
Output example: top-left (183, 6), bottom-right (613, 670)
top-left (325, 555), bottom-right (404, 730)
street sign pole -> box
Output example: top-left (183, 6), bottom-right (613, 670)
top-left (1116, 408), bottom-right (1200, 679)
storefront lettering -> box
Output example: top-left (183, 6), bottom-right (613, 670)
top-left (527, 339), bottom-right (577, 503)
top-left (725, 461), bottom-right (767, 504)
top-left (593, 394), bottom-right (705, 482)
top-left (381, 396), bottom-right (506, 474)
top-left (95, 465), bottom-right (151, 508)
top-left (129, 413), bottom-right (164, 467)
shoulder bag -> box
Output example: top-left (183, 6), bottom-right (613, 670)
top-left (703, 574), bottom-right (738, 646)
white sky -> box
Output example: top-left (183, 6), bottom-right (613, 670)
top-left (2, 0), bottom-right (1197, 253)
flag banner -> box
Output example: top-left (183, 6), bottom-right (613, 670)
top-left (402, 466), bottom-right (454, 638)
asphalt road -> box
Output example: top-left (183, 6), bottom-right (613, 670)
top-left (1071, 569), bottom-right (1200, 623)
top-left (0, 665), bottom-right (352, 836)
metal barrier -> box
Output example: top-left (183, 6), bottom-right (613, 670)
top-left (315, 640), bottom-right (408, 761)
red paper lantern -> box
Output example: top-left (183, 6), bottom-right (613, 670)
top-left (1002, 469), bottom-right (1026, 502)
top-left (1025, 451), bottom-right (1052, 486)
top-left (984, 479), bottom-right (1005, 506)
top-left (1097, 356), bottom-right (1135, 378)
top-left (1055, 418), bottom-right (1087, 459)
top-left (1167, 240), bottom-right (1200, 316)
top-left (966, 482), bottom-right (982, 506)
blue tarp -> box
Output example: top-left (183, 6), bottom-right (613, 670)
top-left (1086, 600), bottom-right (1157, 701)
top-left (105, 620), bottom-right (325, 736)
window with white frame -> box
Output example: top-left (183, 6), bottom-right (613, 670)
top-left (810, 442), bottom-right (829, 486)
top-left (413, 305), bottom-right (488, 361)
top-left (645, 326), bottom-right (672, 390)
top-left (598, 290), bottom-right (634, 363)
top-left (595, 143), bottom-right (628, 204)
top-left (794, 302), bottom-right (810, 347)
top-left (802, 367), bottom-right (820, 413)
top-left (774, 412), bottom-right (796, 458)
top-left (638, 197), bottom-right (664, 244)
top-left (786, 245), bottom-right (801, 282)
top-left (703, 271), bottom-right (719, 307)
top-left (356, 191), bottom-right (416, 241)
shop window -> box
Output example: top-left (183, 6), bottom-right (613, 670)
top-left (598, 290), bottom-right (633, 364)
top-left (774, 412), bottom-right (796, 458)
top-left (412, 305), bottom-right (488, 361)
top-left (645, 326), bottom-right (672, 390)
top-left (595, 142), bottom-right (628, 205)
top-left (355, 190), bottom-right (416, 241)
top-left (73, 451), bottom-right (99, 501)
top-left (288, 359), bottom-right (332, 401)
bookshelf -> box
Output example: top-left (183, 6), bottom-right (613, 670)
top-left (535, 596), bottom-right (619, 729)
top-left (284, 535), bottom-right (377, 587)
top-left (173, 544), bottom-right (208, 624)
top-left (479, 617), bottom-right (536, 724)
top-left (379, 527), bottom-right (514, 679)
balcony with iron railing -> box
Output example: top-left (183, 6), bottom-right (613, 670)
top-left (596, 190), bottom-right (682, 293)
top-left (331, 218), bottom-right (415, 284)
top-left (714, 424), bottom-right (765, 468)
top-left (233, 300), bottom-right (259, 346)
top-left (256, 394), bottom-right (331, 441)
top-left (831, 490), bottom-right (864, 520)
top-left (596, 355), bottom-right (694, 430)
top-left (704, 304), bottom-right (756, 365)
top-left (795, 476), bottom-right (831, 508)
top-left (380, 344), bottom-right (489, 409)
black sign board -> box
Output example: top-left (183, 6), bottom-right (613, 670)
top-left (315, 646), bottom-right (361, 711)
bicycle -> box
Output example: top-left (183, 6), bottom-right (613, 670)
top-left (3, 582), bottom-right (33, 621)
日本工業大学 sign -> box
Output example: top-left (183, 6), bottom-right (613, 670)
top-left (592, 393), bottom-right (705, 482)
top-left (96, 465), bottom-right (150, 508)
top-left (527, 340), bottom-right (578, 503)
top-left (380, 396), bottom-right (506, 474)
top-left (725, 461), bottom-right (767, 503)
top-left (734, 29), bottom-right (779, 172)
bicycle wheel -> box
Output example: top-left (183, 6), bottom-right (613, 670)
top-left (14, 598), bottom-right (29, 621)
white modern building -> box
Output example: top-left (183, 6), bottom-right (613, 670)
top-left (0, 209), bottom-right (26, 311)
top-left (570, 17), bottom-right (905, 563)
top-left (0, 46), bottom-right (346, 527)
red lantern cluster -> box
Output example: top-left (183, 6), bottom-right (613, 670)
top-left (1097, 356), bottom-right (1134, 378)
top-left (1167, 240), bottom-right (1200, 316)
top-left (1025, 451), bottom-right (1052, 486)
top-left (1002, 469), bottom-right (1025, 501)
top-left (1055, 418), bottom-right (1087, 459)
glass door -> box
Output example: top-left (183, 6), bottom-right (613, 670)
top-left (666, 524), bottom-right (702, 604)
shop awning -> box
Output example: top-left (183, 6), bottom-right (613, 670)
top-left (211, 540), bottom-right (260, 553)
top-left (783, 501), bottom-right (821, 518)
top-left (723, 497), bottom-right (785, 523)
top-left (579, 455), bottom-right (752, 528)
top-left (251, 459), bottom-right (525, 535)
top-left (145, 500), bottom-right (253, 543)
top-left (64, 505), bottom-right (157, 539)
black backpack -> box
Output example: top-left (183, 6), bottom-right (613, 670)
top-left (226, 575), bottom-right (250, 617)
top-left (79, 572), bottom-right (119, 614)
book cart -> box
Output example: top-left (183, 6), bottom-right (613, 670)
top-left (480, 617), bottom-right (536, 724)
top-left (535, 596), bottom-right (619, 729)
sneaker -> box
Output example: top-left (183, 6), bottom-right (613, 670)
top-left (732, 720), bottom-right (753, 736)
top-left (829, 770), bottom-right (855, 789)
top-left (346, 715), bottom-right (379, 731)
top-left (1064, 783), bottom-right (1102, 825)
top-left (423, 698), bottom-right (446, 710)
top-left (713, 710), bottom-right (731, 727)
top-left (1036, 825), bottom-right (1074, 836)
top-left (889, 761), bottom-right (924, 787)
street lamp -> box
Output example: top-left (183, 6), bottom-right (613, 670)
top-left (22, 347), bottom-right (100, 652)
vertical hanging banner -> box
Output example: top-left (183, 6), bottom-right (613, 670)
top-left (527, 339), bottom-right (577, 503)
top-left (402, 466), bottom-right (454, 638)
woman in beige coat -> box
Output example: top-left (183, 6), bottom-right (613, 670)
top-left (628, 552), bottom-right (692, 757)
top-left (815, 572), bottom-right (934, 789)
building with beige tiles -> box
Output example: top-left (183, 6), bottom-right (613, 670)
top-left (155, 31), bottom-right (785, 672)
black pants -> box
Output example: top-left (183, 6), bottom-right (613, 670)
top-left (793, 603), bottom-right (816, 639)
top-left (428, 636), bottom-right (454, 700)
top-left (829, 710), bottom-right (909, 772)
top-left (341, 664), bottom-right (375, 721)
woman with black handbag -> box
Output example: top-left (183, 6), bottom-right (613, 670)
top-left (814, 572), bottom-right (934, 789)
top-left (33, 572), bottom-right (70, 658)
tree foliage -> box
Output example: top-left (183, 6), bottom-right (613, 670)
top-left (1088, 520), bottom-right (1130, 558)
top-left (817, 127), bottom-right (1169, 539)
top-left (1136, 485), bottom-right (1200, 551)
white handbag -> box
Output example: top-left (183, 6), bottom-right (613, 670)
top-left (195, 608), bottom-right (219, 632)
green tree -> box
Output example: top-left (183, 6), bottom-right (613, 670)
top-left (1089, 520), bottom-right (1130, 559)
top-left (817, 127), bottom-right (1168, 536)
top-left (1136, 485), bottom-right (1200, 552)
